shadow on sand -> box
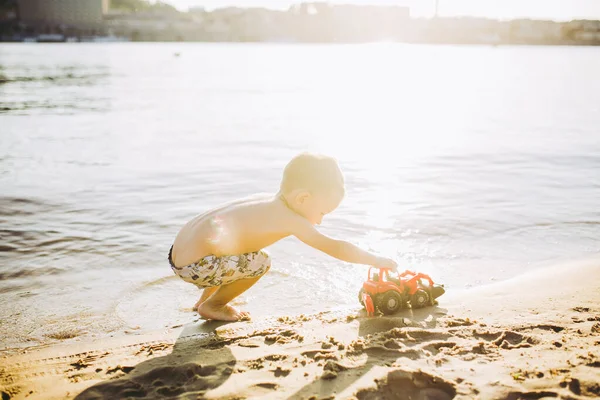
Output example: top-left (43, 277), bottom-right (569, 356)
top-left (75, 320), bottom-right (239, 399)
top-left (75, 305), bottom-right (451, 399)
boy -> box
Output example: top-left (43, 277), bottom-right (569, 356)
top-left (168, 153), bottom-right (397, 321)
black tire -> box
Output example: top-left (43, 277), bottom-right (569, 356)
top-left (378, 291), bottom-right (403, 315)
top-left (411, 289), bottom-right (430, 308)
top-left (358, 288), bottom-right (365, 306)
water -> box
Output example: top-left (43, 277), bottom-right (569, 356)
top-left (1, 43), bottom-right (599, 350)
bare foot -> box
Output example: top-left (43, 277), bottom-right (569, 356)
top-left (197, 303), bottom-right (251, 322)
top-left (193, 287), bottom-right (219, 312)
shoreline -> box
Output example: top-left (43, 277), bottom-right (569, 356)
top-left (1, 259), bottom-right (599, 399)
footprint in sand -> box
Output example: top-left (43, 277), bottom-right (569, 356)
top-left (356, 369), bottom-right (457, 400)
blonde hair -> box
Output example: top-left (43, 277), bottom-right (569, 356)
top-left (280, 153), bottom-right (345, 196)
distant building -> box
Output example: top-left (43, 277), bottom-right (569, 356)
top-left (0, 0), bottom-right (18, 23)
top-left (0, 0), bottom-right (18, 40)
top-left (287, 3), bottom-right (410, 42)
top-left (17, 0), bottom-right (108, 28)
top-left (418, 17), bottom-right (510, 44)
top-left (105, 11), bottom-right (200, 42)
top-left (510, 19), bottom-right (562, 43)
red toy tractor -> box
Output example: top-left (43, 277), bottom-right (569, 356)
top-left (359, 268), bottom-right (445, 316)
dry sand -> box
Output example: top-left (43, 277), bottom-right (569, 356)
top-left (1, 259), bottom-right (599, 400)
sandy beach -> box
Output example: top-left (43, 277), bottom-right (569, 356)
top-left (1, 258), bottom-right (599, 400)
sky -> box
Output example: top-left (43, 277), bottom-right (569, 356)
top-left (160, 0), bottom-right (600, 21)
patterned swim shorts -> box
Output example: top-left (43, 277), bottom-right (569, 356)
top-left (168, 246), bottom-right (271, 288)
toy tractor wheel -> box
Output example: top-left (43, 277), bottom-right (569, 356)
top-left (358, 288), bottom-right (365, 306)
top-left (411, 289), bottom-right (430, 309)
top-left (378, 291), bottom-right (403, 315)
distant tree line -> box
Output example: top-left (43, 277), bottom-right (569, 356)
top-left (110, 0), bottom-right (178, 13)
top-left (0, 0), bottom-right (178, 14)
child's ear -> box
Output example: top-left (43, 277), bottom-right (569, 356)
top-left (297, 191), bottom-right (310, 205)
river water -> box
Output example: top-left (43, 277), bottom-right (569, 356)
top-left (1, 43), bottom-right (599, 350)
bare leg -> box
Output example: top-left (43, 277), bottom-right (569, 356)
top-left (197, 275), bottom-right (262, 321)
top-left (193, 287), bottom-right (218, 311)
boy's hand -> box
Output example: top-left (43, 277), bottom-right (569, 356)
top-left (374, 256), bottom-right (398, 272)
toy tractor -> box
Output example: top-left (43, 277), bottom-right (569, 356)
top-left (359, 268), bottom-right (445, 316)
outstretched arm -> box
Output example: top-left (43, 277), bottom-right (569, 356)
top-left (291, 217), bottom-right (397, 269)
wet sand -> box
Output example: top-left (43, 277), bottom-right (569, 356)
top-left (1, 259), bottom-right (599, 400)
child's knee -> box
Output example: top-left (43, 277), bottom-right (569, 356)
top-left (250, 250), bottom-right (271, 277)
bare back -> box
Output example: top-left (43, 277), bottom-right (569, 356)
top-left (171, 194), bottom-right (293, 267)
